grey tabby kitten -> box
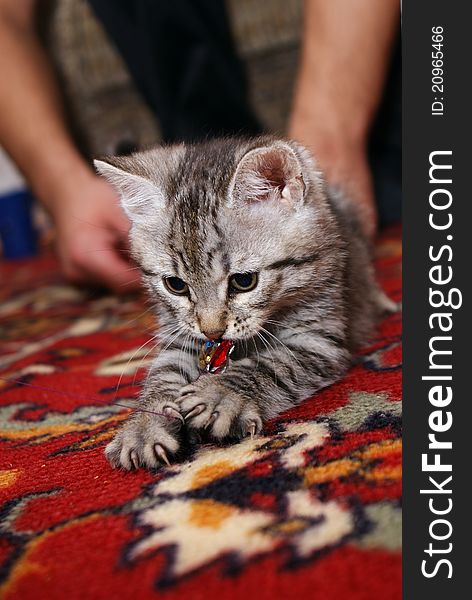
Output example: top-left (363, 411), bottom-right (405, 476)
top-left (95, 136), bottom-right (394, 470)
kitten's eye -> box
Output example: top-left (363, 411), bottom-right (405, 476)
top-left (229, 272), bottom-right (258, 293)
top-left (163, 276), bottom-right (189, 295)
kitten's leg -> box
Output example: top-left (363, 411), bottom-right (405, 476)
top-left (179, 332), bottom-right (350, 440)
top-left (105, 340), bottom-right (199, 469)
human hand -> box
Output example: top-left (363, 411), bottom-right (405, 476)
top-left (45, 173), bottom-right (141, 293)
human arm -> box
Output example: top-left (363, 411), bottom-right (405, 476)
top-left (0, 0), bottom-right (139, 291)
top-left (288, 0), bottom-right (400, 237)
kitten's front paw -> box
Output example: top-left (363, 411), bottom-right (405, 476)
top-left (179, 380), bottom-right (263, 440)
top-left (105, 405), bottom-right (182, 470)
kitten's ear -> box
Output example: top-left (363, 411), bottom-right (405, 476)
top-left (94, 158), bottom-right (163, 223)
top-left (230, 142), bottom-right (307, 208)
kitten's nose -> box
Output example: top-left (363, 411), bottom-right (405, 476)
top-left (203, 329), bottom-right (226, 341)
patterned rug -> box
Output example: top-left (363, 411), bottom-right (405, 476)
top-left (0, 226), bottom-right (402, 600)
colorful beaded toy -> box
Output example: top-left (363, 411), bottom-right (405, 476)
top-left (198, 339), bottom-right (235, 374)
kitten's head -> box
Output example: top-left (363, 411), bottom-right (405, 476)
top-left (95, 137), bottom-right (339, 342)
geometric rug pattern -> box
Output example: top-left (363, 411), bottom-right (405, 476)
top-left (0, 226), bottom-right (401, 600)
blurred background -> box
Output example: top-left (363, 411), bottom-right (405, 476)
top-left (45, 0), bottom-right (302, 154)
top-left (0, 0), bottom-right (400, 274)
top-left (0, 0), bottom-right (303, 260)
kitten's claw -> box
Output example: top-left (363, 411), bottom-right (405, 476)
top-left (163, 405), bottom-right (184, 424)
top-left (246, 417), bottom-right (263, 439)
top-left (179, 381), bottom-right (264, 441)
top-left (105, 409), bottom-right (181, 470)
top-left (154, 443), bottom-right (171, 466)
top-left (205, 411), bottom-right (219, 430)
top-left (130, 450), bottom-right (140, 470)
top-left (184, 403), bottom-right (206, 421)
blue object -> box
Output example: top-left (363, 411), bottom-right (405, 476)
top-left (0, 189), bottom-right (38, 259)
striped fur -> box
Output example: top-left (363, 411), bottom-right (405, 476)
top-left (95, 136), bottom-right (391, 470)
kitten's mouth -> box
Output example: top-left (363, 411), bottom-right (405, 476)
top-left (198, 339), bottom-right (235, 374)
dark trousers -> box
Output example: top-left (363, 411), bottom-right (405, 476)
top-left (88, 0), bottom-right (261, 143)
top-left (89, 0), bottom-right (401, 225)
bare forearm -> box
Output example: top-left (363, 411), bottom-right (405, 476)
top-left (289, 0), bottom-right (400, 237)
top-left (0, 2), bottom-right (92, 206)
top-left (291, 0), bottom-right (400, 144)
top-left (0, 1), bottom-right (139, 291)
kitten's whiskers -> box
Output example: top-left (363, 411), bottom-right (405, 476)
top-left (260, 326), bottom-right (303, 371)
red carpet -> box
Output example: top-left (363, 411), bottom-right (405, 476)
top-left (0, 226), bottom-right (402, 600)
